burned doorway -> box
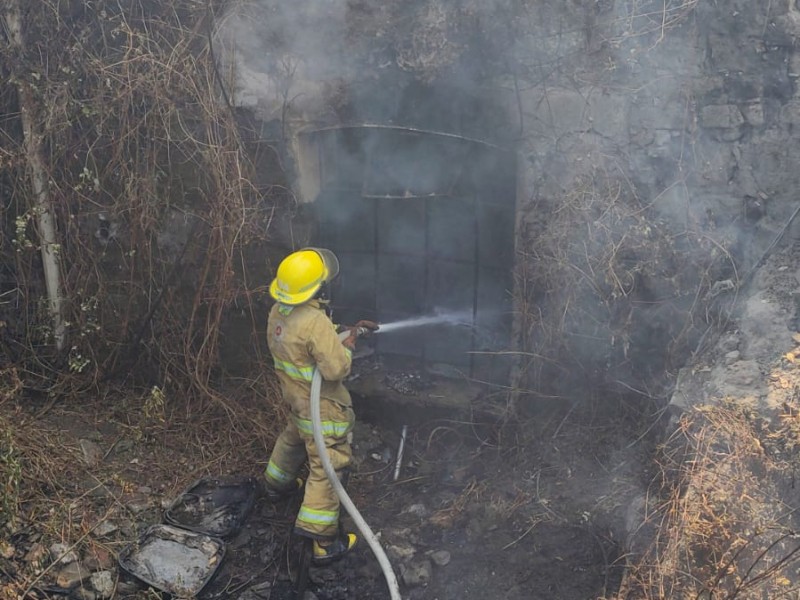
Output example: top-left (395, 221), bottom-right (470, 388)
top-left (300, 125), bottom-right (517, 385)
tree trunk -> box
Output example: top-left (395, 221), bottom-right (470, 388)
top-left (3, 1), bottom-right (67, 352)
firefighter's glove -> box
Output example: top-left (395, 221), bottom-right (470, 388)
top-left (354, 320), bottom-right (379, 333)
top-left (342, 331), bottom-right (358, 351)
top-left (341, 320), bottom-right (378, 351)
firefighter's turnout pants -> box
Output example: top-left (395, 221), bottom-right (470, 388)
top-left (265, 300), bottom-right (355, 540)
top-left (266, 403), bottom-right (354, 539)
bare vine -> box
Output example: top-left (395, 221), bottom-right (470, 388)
top-left (514, 159), bottom-right (735, 403)
top-left (0, 0), bottom-right (286, 412)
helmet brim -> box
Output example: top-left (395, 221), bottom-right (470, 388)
top-left (311, 247), bottom-right (339, 282)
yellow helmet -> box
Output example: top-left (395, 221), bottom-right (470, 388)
top-left (269, 247), bottom-right (340, 305)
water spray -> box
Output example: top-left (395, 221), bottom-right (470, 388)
top-left (376, 310), bottom-right (473, 333)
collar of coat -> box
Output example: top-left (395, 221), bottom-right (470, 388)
top-left (278, 299), bottom-right (327, 314)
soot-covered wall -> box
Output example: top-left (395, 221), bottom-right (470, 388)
top-left (308, 126), bottom-right (517, 383)
top-left (217, 0), bottom-right (800, 397)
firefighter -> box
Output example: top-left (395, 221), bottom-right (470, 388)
top-left (262, 247), bottom-right (378, 564)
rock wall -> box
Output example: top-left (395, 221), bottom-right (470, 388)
top-left (506, 0), bottom-right (800, 397)
top-left (511, 1), bottom-right (800, 238)
top-left (218, 0), bottom-right (800, 394)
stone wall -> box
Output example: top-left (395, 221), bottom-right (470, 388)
top-left (219, 0), bottom-right (800, 395)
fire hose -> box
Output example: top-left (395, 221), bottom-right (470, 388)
top-left (310, 332), bottom-right (402, 600)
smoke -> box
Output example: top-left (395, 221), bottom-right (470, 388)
top-left (218, 0), bottom-right (349, 75)
top-left (210, 3), bottom-right (800, 574)
top-left (215, 0), bottom-right (352, 114)
top-left (214, 0), bottom-right (526, 382)
top-left (216, 0), bottom-right (516, 134)
top-left (214, 0), bottom-right (778, 399)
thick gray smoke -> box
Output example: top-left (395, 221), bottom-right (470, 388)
top-left (216, 0), bottom-right (514, 134)
top-left (218, 2), bottom-right (348, 82)
top-left (216, 0), bottom-right (522, 382)
top-left (216, 0), bottom-right (790, 398)
top-left (215, 0), bottom-right (351, 117)
top-left (213, 2), bottom-right (800, 577)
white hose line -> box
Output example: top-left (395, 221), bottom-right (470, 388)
top-left (310, 368), bottom-right (402, 600)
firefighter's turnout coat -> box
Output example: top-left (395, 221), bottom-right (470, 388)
top-left (264, 299), bottom-right (355, 539)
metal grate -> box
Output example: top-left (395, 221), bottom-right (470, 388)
top-left (306, 125), bottom-right (517, 384)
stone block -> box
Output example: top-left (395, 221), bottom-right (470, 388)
top-left (695, 143), bottom-right (738, 186)
top-left (789, 53), bottom-right (800, 78)
top-left (521, 88), bottom-right (627, 140)
top-left (630, 94), bottom-right (689, 131)
top-left (585, 90), bottom-right (628, 138)
top-left (90, 571), bottom-right (115, 599)
top-left (56, 562), bottom-right (90, 589)
top-left (521, 88), bottom-right (590, 136)
top-left (644, 129), bottom-right (679, 158)
top-left (742, 130), bottom-right (800, 194)
top-left (700, 104), bottom-right (744, 129)
top-left (741, 101), bottom-right (765, 126)
top-left (780, 100), bottom-right (800, 124)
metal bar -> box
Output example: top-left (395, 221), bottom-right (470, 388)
top-left (361, 193), bottom-right (453, 200)
top-left (422, 197), bottom-right (430, 365)
top-left (393, 425), bottom-right (408, 482)
top-left (471, 193), bottom-right (480, 379)
top-left (299, 123), bottom-right (510, 152)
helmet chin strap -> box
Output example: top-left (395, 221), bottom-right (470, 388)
top-left (315, 284), bottom-right (333, 317)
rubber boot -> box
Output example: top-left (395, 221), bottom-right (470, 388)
top-left (312, 532), bottom-right (358, 565)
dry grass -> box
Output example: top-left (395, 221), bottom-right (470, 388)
top-left (0, 0), bottom-right (287, 408)
top-left (514, 161), bottom-right (732, 409)
top-left (429, 478), bottom-right (489, 528)
top-left (619, 402), bottom-right (800, 599)
top-left (611, 0), bottom-right (700, 47)
top-left (0, 371), bottom-right (284, 597)
top-left (0, 13), bottom-right (291, 587)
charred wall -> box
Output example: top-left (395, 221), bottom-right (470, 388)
top-left (306, 125), bottom-right (517, 383)
top-left (218, 0), bottom-right (800, 400)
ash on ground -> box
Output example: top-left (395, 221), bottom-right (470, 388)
top-left (350, 357), bottom-right (434, 396)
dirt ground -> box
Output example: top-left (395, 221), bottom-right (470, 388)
top-left (1, 373), bottom-right (660, 600)
top-left (4, 235), bottom-right (798, 600)
top-left (5, 238), bottom-right (796, 600)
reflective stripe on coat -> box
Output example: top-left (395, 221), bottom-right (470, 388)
top-left (265, 299), bottom-right (355, 538)
top-left (267, 299), bottom-right (353, 418)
